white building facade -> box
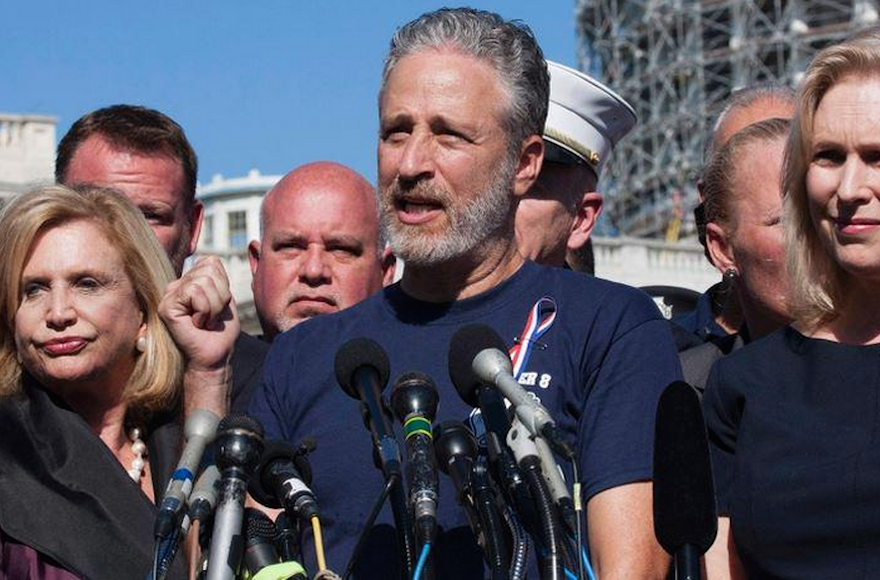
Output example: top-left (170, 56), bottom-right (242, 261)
top-left (0, 113), bottom-right (56, 208)
top-left (195, 169), bottom-right (281, 333)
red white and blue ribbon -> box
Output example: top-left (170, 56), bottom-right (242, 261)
top-left (508, 296), bottom-right (557, 380)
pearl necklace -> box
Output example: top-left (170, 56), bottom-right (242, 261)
top-left (127, 427), bottom-right (147, 481)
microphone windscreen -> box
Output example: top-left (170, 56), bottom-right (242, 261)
top-left (448, 324), bottom-right (507, 407)
top-left (244, 508), bottom-right (280, 573)
top-left (653, 381), bottom-right (717, 555)
top-left (334, 338), bottom-right (391, 399)
top-left (217, 414), bottom-right (264, 438)
top-left (245, 508), bottom-right (277, 546)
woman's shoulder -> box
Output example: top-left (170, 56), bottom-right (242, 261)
top-left (717, 326), bottom-right (798, 369)
top-left (707, 327), bottom-right (805, 398)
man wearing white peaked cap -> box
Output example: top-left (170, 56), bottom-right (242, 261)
top-left (515, 60), bottom-right (637, 271)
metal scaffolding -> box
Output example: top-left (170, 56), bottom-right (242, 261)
top-left (577, 0), bottom-right (879, 238)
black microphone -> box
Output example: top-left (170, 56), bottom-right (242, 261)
top-left (242, 509), bottom-right (309, 580)
top-left (249, 440), bottom-right (319, 522)
top-left (274, 512), bottom-right (300, 564)
top-left (205, 415), bottom-right (265, 580)
top-left (155, 409), bottom-right (221, 539)
top-left (334, 338), bottom-right (401, 480)
top-left (435, 421), bottom-right (509, 580)
top-left (390, 372), bottom-right (440, 545)
top-left (243, 508), bottom-right (280, 574)
top-left (434, 421), bottom-right (478, 506)
top-left (334, 338), bottom-right (414, 578)
top-left (653, 381), bottom-right (717, 580)
top-left (449, 326), bottom-right (513, 440)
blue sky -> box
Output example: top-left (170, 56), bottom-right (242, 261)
top-left (4, 1), bottom-right (580, 184)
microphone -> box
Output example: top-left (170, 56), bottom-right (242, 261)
top-left (242, 509), bottom-right (309, 580)
top-left (188, 465), bottom-right (221, 525)
top-left (390, 372), bottom-right (440, 545)
top-left (334, 338), bottom-right (400, 480)
top-left (459, 324), bottom-right (575, 460)
top-left (243, 508), bottom-right (280, 573)
top-left (449, 326), bottom-right (540, 534)
top-left (155, 409), bottom-right (221, 539)
top-left (434, 421), bottom-right (508, 580)
top-left (507, 418), bottom-right (566, 580)
top-left (274, 512), bottom-right (300, 564)
top-left (334, 338), bottom-right (414, 578)
top-left (653, 381), bottom-right (717, 580)
top-left (206, 415), bottom-right (265, 580)
top-left (434, 421), bottom-right (478, 505)
top-left (449, 326), bottom-right (513, 440)
top-left (249, 440), bottom-right (319, 522)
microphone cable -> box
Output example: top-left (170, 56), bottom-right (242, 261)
top-left (571, 463), bottom-right (591, 580)
top-left (152, 540), bottom-right (160, 580)
top-left (503, 504), bottom-right (529, 580)
top-left (342, 473), bottom-right (398, 580)
top-left (150, 525), bottom-right (182, 580)
top-left (311, 514), bottom-right (328, 572)
top-left (520, 455), bottom-right (564, 580)
top-left (471, 456), bottom-right (509, 580)
top-left (413, 543), bottom-right (432, 580)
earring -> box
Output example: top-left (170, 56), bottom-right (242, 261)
top-left (723, 268), bottom-right (738, 284)
top-left (136, 336), bottom-right (147, 353)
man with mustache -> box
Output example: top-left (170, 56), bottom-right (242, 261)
top-left (248, 161), bottom-right (396, 341)
top-left (251, 8), bottom-right (680, 579)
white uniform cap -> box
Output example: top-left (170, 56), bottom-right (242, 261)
top-left (544, 61), bottom-right (637, 177)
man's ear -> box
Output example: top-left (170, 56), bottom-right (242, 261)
top-left (187, 200), bottom-right (205, 256)
top-left (512, 135), bottom-right (545, 197)
top-left (380, 247), bottom-right (397, 286)
top-left (566, 192), bottom-right (603, 252)
top-left (705, 222), bottom-right (736, 275)
top-left (248, 240), bottom-right (261, 277)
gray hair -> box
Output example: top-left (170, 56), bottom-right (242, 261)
top-left (380, 7), bottom-right (549, 153)
top-left (708, 83), bottom-right (796, 158)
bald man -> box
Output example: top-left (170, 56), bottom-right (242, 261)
top-left (248, 161), bottom-right (395, 340)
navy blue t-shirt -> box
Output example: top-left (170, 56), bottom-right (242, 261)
top-left (250, 261), bottom-right (681, 578)
top-left (704, 327), bottom-right (880, 579)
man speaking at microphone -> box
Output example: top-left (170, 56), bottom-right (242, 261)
top-left (250, 8), bottom-right (680, 579)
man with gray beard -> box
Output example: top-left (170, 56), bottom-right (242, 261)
top-left (250, 8), bottom-right (680, 579)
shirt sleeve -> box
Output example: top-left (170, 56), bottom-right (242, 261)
top-left (578, 307), bottom-right (683, 501)
top-left (702, 360), bottom-right (740, 515)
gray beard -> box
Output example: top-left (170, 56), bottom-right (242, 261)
top-left (379, 156), bottom-right (516, 267)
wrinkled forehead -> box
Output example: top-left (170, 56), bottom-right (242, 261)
top-left (264, 186), bottom-right (381, 242)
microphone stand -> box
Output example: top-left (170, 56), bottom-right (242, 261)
top-left (349, 365), bottom-right (416, 580)
top-left (472, 457), bottom-right (510, 580)
top-left (674, 544), bottom-right (701, 580)
top-left (342, 473), bottom-right (399, 580)
top-left (380, 442), bottom-right (416, 580)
